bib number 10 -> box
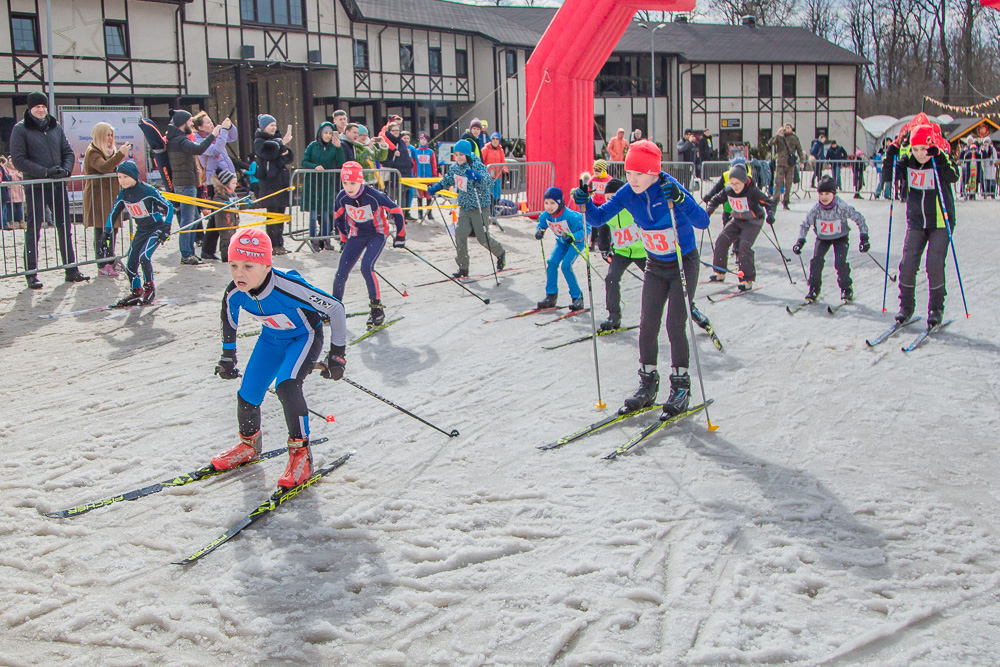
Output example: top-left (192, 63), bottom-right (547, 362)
top-left (640, 228), bottom-right (676, 254)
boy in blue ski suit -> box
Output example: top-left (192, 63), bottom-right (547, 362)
top-left (573, 140), bottom-right (710, 418)
top-left (102, 161), bottom-right (174, 307)
top-left (413, 135), bottom-right (438, 221)
top-left (211, 226), bottom-right (348, 490)
top-left (535, 186), bottom-right (587, 311)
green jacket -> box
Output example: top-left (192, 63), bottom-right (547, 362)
top-left (354, 141), bottom-right (389, 186)
top-left (300, 123), bottom-right (345, 211)
top-left (598, 208), bottom-right (646, 259)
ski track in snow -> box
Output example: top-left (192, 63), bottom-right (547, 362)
top-left (2, 199), bottom-right (1000, 665)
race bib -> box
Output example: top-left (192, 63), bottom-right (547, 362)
top-left (345, 204), bottom-right (374, 222)
top-left (125, 201), bottom-right (149, 218)
top-left (907, 168), bottom-right (936, 190)
top-left (817, 218), bottom-right (843, 236)
top-left (418, 154), bottom-right (431, 164)
top-left (244, 312), bottom-right (296, 330)
top-left (547, 219), bottom-right (571, 237)
top-left (728, 196), bottom-right (750, 213)
top-left (592, 181), bottom-right (607, 195)
top-left (454, 175), bottom-right (468, 192)
top-left (612, 224), bottom-right (640, 249)
top-left (640, 228), bottom-right (676, 254)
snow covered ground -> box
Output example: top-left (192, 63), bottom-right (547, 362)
top-left (2, 194), bottom-right (999, 666)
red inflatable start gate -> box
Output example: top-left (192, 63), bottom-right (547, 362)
top-left (525, 0), bottom-right (694, 209)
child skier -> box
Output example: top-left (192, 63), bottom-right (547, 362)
top-left (332, 161), bottom-right (405, 328)
top-left (573, 140), bottom-right (710, 418)
top-left (594, 178), bottom-right (645, 330)
top-left (426, 139), bottom-right (506, 277)
top-left (413, 134), bottom-right (438, 221)
top-left (892, 123), bottom-right (959, 327)
top-left (535, 186), bottom-right (587, 311)
top-left (102, 161), bottom-right (174, 307)
top-left (704, 163), bottom-right (775, 290)
top-left (211, 227), bottom-right (348, 490)
top-left (210, 169), bottom-right (241, 262)
top-left (587, 159), bottom-right (613, 249)
top-left (792, 176), bottom-right (870, 303)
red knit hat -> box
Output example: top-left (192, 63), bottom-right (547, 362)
top-left (228, 227), bottom-right (272, 265)
top-left (909, 124), bottom-right (941, 149)
top-left (341, 161), bottom-right (364, 183)
top-left (624, 140), bottom-right (662, 175)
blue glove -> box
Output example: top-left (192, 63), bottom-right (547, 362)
top-left (427, 182), bottom-right (442, 196)
top-left (659, 176), bottom-right (685, 204)
top-left (466, 169), bottom-right (481, 183)
top-left (571, 188), bottom-right (590, 205)
top-left (535, 229), bottom-right (544, 240)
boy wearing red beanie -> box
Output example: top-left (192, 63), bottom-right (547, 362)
top-left (211, 227), bottom-right (348, 489)
top-left (573, 140), bottom-right (710, 419)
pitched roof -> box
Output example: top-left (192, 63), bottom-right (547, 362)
top-left (350, 0), bottom-right (868, 65)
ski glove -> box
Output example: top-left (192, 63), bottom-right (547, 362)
top-left (659, 176), bottom-right (685, 204)
top-left (320, 345), bottom-right (346, 380)
top-left (601, 250), bottom-right (613, 262)
top-left (393, 234), bottom-right (405, 248)
top-left (571, 187), bottom-right (590, 205)
top-left (766, 213), bottom-right (775, 225)
top-left (705, 205), bottom-right (716, 217)
top-left (534, 229), bottom-right (545, 240)
top-left (792, 238), bottom-right (805, 255)
top-left (215, 349), bottom-right (239, 379)
top-left (466, 169), bottom-right (481, 183)
top-left (99, 227), bottom-right (114, 251)
top-left (426, 182), bottom-right (442, 196)
top-left (859, 234), bottom-right (870, 254)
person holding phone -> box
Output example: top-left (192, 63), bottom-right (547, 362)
top-left (254, 114), bottom-right (294, 254)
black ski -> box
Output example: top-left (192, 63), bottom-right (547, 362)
top-left (827, 300), bottom-right (851, 315)
top-left (173, 452), bottom-right (352, 565)
top-left (786, 299), bottom-right (818, 315)
top-left (45, 437), bottom-right (329, 519)
top-left (902, 319), bottom-right (954, 353)
top-left (603, 400), bottom-right (714, 460)
top-left (865, 316), bottom-right (922, 347)
top-left (538, 403), bottom-right (666, 450)
top-left (543, 325), bottom-right (639, 350)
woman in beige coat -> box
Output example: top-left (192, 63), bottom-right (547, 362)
top-left (83, 122), bottom-right (129, 276)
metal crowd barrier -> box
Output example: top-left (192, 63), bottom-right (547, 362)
top-left (485, 160), bottom-right (555, 218)
top-left (1, 173), bottom-right (133, 280)
top-left (605, 161), bottom-right (697, 191)
top-left (288, 167), bottom-right (402, 246)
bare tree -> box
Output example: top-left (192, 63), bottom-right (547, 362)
top-left (711, 0), bottom-right (800, 25)
top-left (802, 0), bottom-right (840, 40)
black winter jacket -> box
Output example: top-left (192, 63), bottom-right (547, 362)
top-left (9, 110), bottom-right (75, 179)
top-left (706, 182), bottom-right (775, 224)
top-left (253, 129), bottom-right (294, 206)
top-left (166, 125), bottom-right (215, 188)
top-left (893, 150), bottom-right (959, 230)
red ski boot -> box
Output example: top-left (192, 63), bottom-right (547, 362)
top-left (277, 438), bottom-right (312, 490)
top-left (141, 281), bottom-right (155, 304)
top-left (211, 431), bottom-right (262, 471)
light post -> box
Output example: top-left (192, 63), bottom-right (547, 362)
top-left (46, 0), bottom-right (55, 109)
top-left (637, 22), bottom-right (667, 146)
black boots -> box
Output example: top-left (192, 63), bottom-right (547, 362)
top-left (600, 313), bottom-right (621, 331)
top-left (621, 369), bottom-right (659, 413)
top-left (895, 307), bottom-right (914, 324)
top-left (661, 372), bottom-right (691, 419)
top-left (568, 296), bottom-right (585, 311)
top-left (536, 294), bottom-right (557, 309)
top-left (841, 286), bottom-right (854, 302)
top-left (367, 299), bottom-right (385, 328)
top-left (115, 288), bottom-right (144, 308)
top-left (806, 287), bottom-right (820, 302)
top-left (927, 309), bottom-right (943, 328)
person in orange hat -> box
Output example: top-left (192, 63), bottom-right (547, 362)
top-left (211, 226), bottom-right (348, 490)
top-left (607, 128), bottom-right (628, 162)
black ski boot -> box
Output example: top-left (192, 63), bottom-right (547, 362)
top-left (115, 287), bottom-right (144, 308)
top-left (841, 286), bottom-right (854, 302)
top-left (600, 313), bottom-right (621, 331)
top-left (895, 307), bottom-right (914, 325)
top-left (452, 268), bottom-right (469, 278)
top-left (805, 286), bottom-right (820, 302)
top-left (141, 281), bottom-right (155, 305)
top-left (927, 309), bottom-right (943, 328)
top-left (568, 296), bottom-right (585, 311)
top-left (690, 303), bottom-right (710, 331)
top-left (661, 372), bottom-right (691, 419)
top-left (367, 299), bottom-right (385, 329)
top-left (621, 369), bottom-right (659, 413)
top-left (708, 273), bottom-right (726, 283)
top-left (496, 252), bottom-right (506, 272)
top-left (536, 293), bottom-right (557, 309)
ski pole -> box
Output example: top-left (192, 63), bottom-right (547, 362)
top-left (472, 185), bottom-right (500, 286)
top-left (580, 206), bottom-right (606, 410)
top-left (798, 251), bottom-right (808, 281)
top-left (699, 259), bottom-right (739, 275)
top-left (341, 376), bottom-right (459, 438)
top-left (176, 194), bottom-right (254, 232)
top-left (267, 387), bottom-right (335, 422)
top-left (867, 252), bottom-right (896, 283)
top-left (668, 201), bottom-right (718, 432)
top-left (403, 246), bottom-right (490, 305)
top-left (882, 155), bottom-right (896, 313)
top-left (540, 238), bottom-right (547, 270)
top-left (761, 225), bottom-right (796, 284)
top-left (932, 165), bottom-right (970, 318)
top-left (431, 194), bottom-right (458, 250)
top-left (567, 239), bottom-right (606, 281)
top-left (706, 225), bottom-right (716, 254)
top-left (373, 268), bottom-right (408, 297)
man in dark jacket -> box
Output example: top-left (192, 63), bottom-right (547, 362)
top-left (9, 91), bottom-right (88, 288)
top-left (698, 129), bottom-right (714, 164)
top-left (825, 140), bottom-right (848, 188)
top-left (166, 108), bottom-right (222, 264)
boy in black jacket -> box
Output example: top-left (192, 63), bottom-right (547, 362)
top-left (705, 164), bottom-right (775, 290)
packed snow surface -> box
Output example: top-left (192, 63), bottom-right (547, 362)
top-left (2, 196), bottom-right (999, 665)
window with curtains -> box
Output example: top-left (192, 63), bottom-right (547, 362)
top-left (240, 0), bottom-right (305, 27)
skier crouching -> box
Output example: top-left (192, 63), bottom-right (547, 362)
top-left (535, 186), bottom-right (587, 311)
top-left (211, 227), bottom-right (348, 489)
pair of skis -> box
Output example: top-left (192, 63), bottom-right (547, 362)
top-left (786, 299), bottom-right (851, 315)
top-left (865, 316), bottom-right (953, 352)
top-left (706, 285), bottom-right (765, 302)
top-left (38, 299), bottom-right (184, 319)
top-left (349, 316), bottom-right (404, 345)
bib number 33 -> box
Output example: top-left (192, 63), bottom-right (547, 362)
top-left (640, 228), bottom-right (676, 254)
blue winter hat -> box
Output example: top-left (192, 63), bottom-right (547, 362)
top-left (730, 156), bottom-right (747, 168)
top-left (357, 124), bottom-right (369, 136)
top-left (543, 186), bottom-right (564, 209)
top-left (116, 160), bottom-right (140, 182)
top-left (453, 139), bottom-right (476, 158)
top-left (257, 114), bottom-right (276, 130)
top-left (490, 132), bottom-right (501, 140)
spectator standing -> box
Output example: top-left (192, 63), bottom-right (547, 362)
top-left (401, 131), bottom-right (419, 217)
top-left (192, 112), bottom-right (238, 184)
top-left (166, 108), bottom-right (222, 264)
top-left (826, 140), bottom-right (848, 187)
top-left (851, 150), bottom-right (866, 199)
top-left (630, 129), bottom-right (643, 143)
top-left (83, 122), bottom-right (129, 275)
top-left (698, 128), bottom-right (714, 164)
top-left (0, 157), bottom-right (10, 230)
top-left (461, 119), bottom-right (485, 160)
top-left (809, 133), bottom-right (827, 187)
top-left (381, 121), bottom-right (415, 216)
top-left (677, 129), bottom-right (698, 172)
top-left (413, 134), bottom-right (438, 221)
top-left (481, 132), bottom-right (508, 208)
top-left (301, 121), bottom-right (345, 251)
top-left (1, 157), bottom-right (25, 228)
top-left (9, 91), bottom-right (88, 288)
top-left (768, 123), bottom-right (806, 210)
top-left (607, 128), bottom-right (628, 162)
top-left (332, 110), bottom-right (355, 162)
top-left (981, 137), bottom-right (997, 199)
top-left (253, 114), bottom-right (295, 254)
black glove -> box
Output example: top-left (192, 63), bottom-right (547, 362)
top-left (793, 238), bottom-right (805, 255)
top-left (766, 214), bottom-right (775, 225)
top-left (859, 234), bottom-right (870, 254)
top-left (705, 205), bottom-right (716, 217)
top-left (320, 345), bottom-right (346, 380)
top-left (535, 229), bottom-right (544, 240)
top-left (45, 166), bottom-right (62, 178)
top-left (215, 349), bottom-right (239, 379)
top-left (601, 250), bottom-right (612, 262)
top-left (927, 146), bottom-right (940, 157)
top-left (659, 176), bottom-right (685, 204)
top-left (393, 234), bottom-right (405, 248)
top-left (571, 187), bottom-right (590, 206)
top-left (53, 168), bottom-right (71, 179)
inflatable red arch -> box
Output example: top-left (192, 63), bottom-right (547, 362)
top-left (525, 0), bottom-right (695, 208)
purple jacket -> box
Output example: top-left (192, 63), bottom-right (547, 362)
top-left (197, 125), bottom-right (238, 176)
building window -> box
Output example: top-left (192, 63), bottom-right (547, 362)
top-left (758, 128), bottom-right (773, 146)
top-left (782, 74), bottom-right (797, 98)
top-left (631, 114), bottom-right (647, 139)
top-left (594, 114), bottom-right (606, 141)
top-left (399, 44), bottom-right (414, 73)
top-left (816, 73), bottom-right (829, 98)
top-left (11, 14), bottom-right (39, 54)
top-left (816, 126), bottom-right (828, 138)
top-left (691, 73), bottom-right (707, 98)
top-left (240, 0), bottom-right (305, 27)
top-left (353, 40), bottom-right (369, 71)
top-left (758, 74), bottom-right (772, 98)
top-left (429, 47), bottom-right (442, 76)
top-left (505, 51), bottom-right (517, 78)
top-left (456, 50), bottom-right (468, 78)
top-left (104, 21), bottom-right (129, 58)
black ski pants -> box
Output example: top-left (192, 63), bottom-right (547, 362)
top-left (713, 219), bottom-right (762, 282)
top-left (808, 236), bottom-right (852, 292)
top-left (899, 227), bottom-right (949, 314)
top-left (605, 253), bottom-right (646, 318)
top-left (638, 251), bottom-right (699, 368)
